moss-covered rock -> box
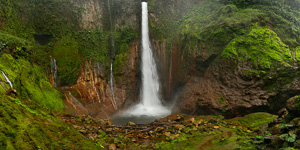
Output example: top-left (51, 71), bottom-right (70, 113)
top-left (221, 24), bottom-right (293, 70)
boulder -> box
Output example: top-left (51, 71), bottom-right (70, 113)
top-left (108, 144), bottom-right (117, 150)
top-left (286, 96), bottom-right (300, 112)
top-left (5, 88), bottom-right (17, 97)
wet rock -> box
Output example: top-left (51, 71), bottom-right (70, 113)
top-left (213, 126), bottom-right (220, 129)
top-left (79, 129), bottom-right (87, 134)
top-left (169, 135), bottom-right (176, 140)
top-left (5, 88), bottom-right (17, 97)
top-left (164, 132), bottom-right (171, 137)
top-left (106, 128), bottom-right (113, 132)
top-left (175, 125), bottom-right (185, 131)
top-left (109, 144), bottom-right (117, 150)
top-left (127, 121), bottom-right (136, 126)
top-left (103, 119), bottom-right (114, 126)
top-left (188, 118), bottom-right (195, 124)
top-left (286, 96), bottom-right (299, 112)
top-left (278, 108), bottom-right (288, 119)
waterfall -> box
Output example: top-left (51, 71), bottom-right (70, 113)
top-left (123, 2), bottom-right (170, 117)
top-left (110, 62), bottom-right (117, 109)
top-left (50, 56), bottom-right (58, 87)
top-left (108, 0), bottom-right (117, 110)
top-left (1, 71), bottom-right (13, 89)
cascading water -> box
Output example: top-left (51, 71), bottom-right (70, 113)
top-left (112, 2), bottom-right (171, 124)
top-left (50, 56), bottom-right (58, 87)
top-left (1, 71), bottom-right (13, 89)
top-left (107, 0), bottom-right (117, 110)
top-left (110, 63), bottom-right (117, 109)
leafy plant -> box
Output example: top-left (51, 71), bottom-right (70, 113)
top-left (277, 124), bottom-right (293, 129)
top-left (279, 134), bottom-right (297, 143)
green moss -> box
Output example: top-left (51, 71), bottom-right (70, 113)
top-left (222, 24), bottom-right (292, 70)
top-left (232, 112), bottom-right (277, 130)
top-left (0, 95), bottom-right (102, 149)
top-left (0, 53), bottom-right (63, 111)
top-left (295, 47), bottom-right (300, 64)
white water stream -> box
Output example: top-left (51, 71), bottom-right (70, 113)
top-left (113, 2), bottom-right (170, 124)
top-left (50, 56), bottom-right (58, 87)
top-left (1, 71), bottom-right (13, 89)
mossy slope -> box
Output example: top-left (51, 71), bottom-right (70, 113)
top-left (0, 53), bottom-right (63, 111)
top-left (0, 95), bottom-right (101, 150)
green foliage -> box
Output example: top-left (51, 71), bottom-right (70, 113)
top-left (53, 34), bottom-right (81, 86)
top-left (0, 0), bottom-right (36, 40)
top-left (279, 134), bottom-right (297, 143)
top-left (74, 30), bottom-right (109, 62)
top-left (277, 124), bottom-right (293, 129)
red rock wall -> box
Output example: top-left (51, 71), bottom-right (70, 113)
top-left (61, 41), bottom-right (140, 118)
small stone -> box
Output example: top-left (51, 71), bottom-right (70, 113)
top-left (79, 129), bottom-right (87, 134)
top-left (86, 125), bottom-right (91, 129)
top-left (175, 125), bottom-right (185, 131)
top-left (196, 119), bottom-right (203, 125)
top-left (188, 118), bottom-right (195, 124)
top-left (47, 119), bottom-right (53, 122)
top-left (213, 126), bottom-right (220, 129)
top-left (245, 130), bottom-right (252, 133)
top-left (103, 119), bottom-right (114, 125)
top-left (109, 144), bottom-right (117, 150)
top-left (127, 121), bottom-right (136, 126)
top-left (106, 128), bottom-right (113, 132)
top-left (169, 135), bottom-right (176, 140)
top-left (164, 132), bottom-right (171, 137)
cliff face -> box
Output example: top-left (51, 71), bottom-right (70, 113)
top-left (70, 0), bottom-right (140, 30)
top-left (59, 0), bottom-right (141, 116)
top-left (148, 0), bottom-right (300, 117)
top-left (63, 41), bottom-right (140, 118)
top-left (0, 0), bottom-right (142, 116)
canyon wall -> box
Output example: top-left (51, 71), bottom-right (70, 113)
top-left (148, 0), bottom-right (300, 117)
